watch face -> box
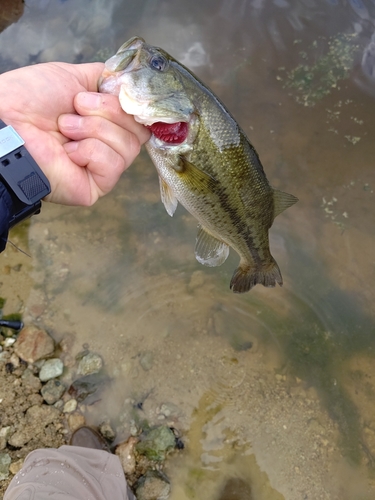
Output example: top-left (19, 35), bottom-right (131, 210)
top-left (0, 123), bottom-right (25, 158)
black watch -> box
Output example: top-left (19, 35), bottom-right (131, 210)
top-left (0, 119), bottom-right (51, 228)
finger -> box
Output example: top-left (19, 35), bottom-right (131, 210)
top-left (74, 91), bottom-right (151, 145)
top-left (58, 113), bottom-right (142, 163)
top-left (63, 138), bottom-right (131, 200)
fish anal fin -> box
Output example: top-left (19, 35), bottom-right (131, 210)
top-left (230, 257), bottom-right (283, 293)
top-left (159, 176), bottom-right (178, 216)
top-left (195, 225), bottom-right (230, 267)
top-left (273, 189), bottom-right (298, 218)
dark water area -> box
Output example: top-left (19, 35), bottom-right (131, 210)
top-left (1, 1), bottom-right (375, 498)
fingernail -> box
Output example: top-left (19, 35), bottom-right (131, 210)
top-left (76, 92), bottom-right (101, 110)
top-left (64, 141), bottom-right (78, 153)
top-left (60, 114), bottom-right (82, 130)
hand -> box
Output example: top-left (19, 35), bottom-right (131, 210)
top-left (0, 62), bottom-right (150, 205)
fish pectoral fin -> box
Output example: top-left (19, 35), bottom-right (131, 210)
top-left (273, 189), bottom-right (298, 218)
top-left (195, 225), bottom-right (230, 267)
top-left (174, 156), bottom-right (218, 192)
top-left (159, 176), bottom-right (178, 216)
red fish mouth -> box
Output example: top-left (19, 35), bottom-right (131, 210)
top-left (146, 122), bottom-right (188, 144)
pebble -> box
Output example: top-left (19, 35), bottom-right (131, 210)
top-left (0, 452), bottom-right (11, 480)
top-left (99, 421), bottom-right (116, 441)
top-left (39, 358), bottom-right (64, 382)
top-left (63, 399), bottom-right (78, 413)
top-left (0, 427), bottom-right (11, 451)
top-left (14, 325), bottom-right (55, 363)
top-left (115, 436), bottom-right (138, 475)
top-left (9, 353), bottom-right (20, 367)
top-left (136, 471), bottom-right (171, 500)
top-left (140, 351), bottom-right (154, 371)
top-left (41, 379), bottom-right (66, 405)
top-left (68, 412), bottom-right (86, 431)
top-left (9, 458), bottom-right (24, 475)
top-left (77, 352), bottom-right (103, 376)
top-left (158, 402), bottom-right (181, 419)
top-left (3, 338), bottom-right (16, 347)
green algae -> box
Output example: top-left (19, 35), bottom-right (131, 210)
top-left (280, 33), bottom-right (360, 107)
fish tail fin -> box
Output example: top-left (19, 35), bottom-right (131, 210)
top-left (230, 258), bottom-right (283, 293)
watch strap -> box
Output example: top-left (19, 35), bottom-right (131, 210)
top-left (0, 119), bottom-right (51, 229)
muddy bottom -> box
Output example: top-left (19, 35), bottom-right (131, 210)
top-left (1, 159), bottom-right (375, 499)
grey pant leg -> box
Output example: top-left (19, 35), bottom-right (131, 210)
top-left (4, 445), bottom-right (134, 500)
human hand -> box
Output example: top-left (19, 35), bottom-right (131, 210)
top-left (0, 62), bottom-right (150, 205)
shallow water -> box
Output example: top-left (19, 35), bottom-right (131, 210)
top-left (1, 0), bottom-right (375, 498)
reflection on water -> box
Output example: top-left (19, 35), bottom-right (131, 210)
top-left (1, 0), bottom-right (375, 498)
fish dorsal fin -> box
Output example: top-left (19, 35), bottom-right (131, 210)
top-left (175, 156), bottom-right (218, 192)
top-left (273, 189), bottom-right (298, 218)
top-left (159, 176), bottom-right (178, 216)
top-left (195, 225), bottom-right (230, 267)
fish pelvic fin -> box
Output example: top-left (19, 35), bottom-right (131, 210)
top-left (273, 189), bottom-right (298, 218)
top-left (230, 258), bottom-right (283, 293)
top-left (195, 225), bottom-right (230, 267)
top-left (159, 176), bottom-right (178, 216)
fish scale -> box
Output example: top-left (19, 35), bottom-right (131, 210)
top-left (99, 36), bottom-right (298, 293)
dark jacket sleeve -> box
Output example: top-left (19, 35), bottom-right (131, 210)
top-left (0, 182), bottom-right (14, 252)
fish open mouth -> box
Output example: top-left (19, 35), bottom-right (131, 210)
top-left (146, 121), bottom-right (188, 144)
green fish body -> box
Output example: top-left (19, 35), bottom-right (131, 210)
top-left (99, 37), bottom-right (297, 293)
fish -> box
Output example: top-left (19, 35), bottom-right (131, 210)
top-left (99, 36), bottom-right (298, 293)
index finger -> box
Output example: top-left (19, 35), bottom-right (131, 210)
top-left (74, 92), bottom-right (151, 145)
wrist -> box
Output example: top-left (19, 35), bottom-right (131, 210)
top-left (0, 120), bottom-right (51, 248)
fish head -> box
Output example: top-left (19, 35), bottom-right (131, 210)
top-left (99, 36), bottom-right (194, 127)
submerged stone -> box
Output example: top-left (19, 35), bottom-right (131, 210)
top-left (77, 352), bottom-right (103, 376)
top-left (136, 471), bottom-right (171, 500)
top-left (217, 478), bottom-right (253, 500)
top-left (68, 373), bottom-right (109, 404)
top-left (140, 351), bottom-right (154, 371)
top-left (0, 452), bottom-right (11, 480)
top-left (136, 426), bottom-right (176, 461)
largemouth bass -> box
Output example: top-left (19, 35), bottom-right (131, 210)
top-left (99, 37), bottom-right (297, 293)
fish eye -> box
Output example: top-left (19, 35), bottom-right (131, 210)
top-left (150, 55), bottom-right (168, 71)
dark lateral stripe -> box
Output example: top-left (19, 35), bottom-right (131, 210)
top-left (215, 186), bottom-right (263, 267)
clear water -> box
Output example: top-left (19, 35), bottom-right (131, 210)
top-left (1, 1), bottom-right (375, 498)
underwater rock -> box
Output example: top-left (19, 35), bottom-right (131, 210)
top-left (115, 436), bottom-right (138, 475)
top-left (68, 373), bottom-right (109, 404)
top-left (77, 352), bottom-right (103, 376)
top-left (140, 351), bottom-right (154, 371)
top-left (217, 478), bottom-right (253, 500)
top-left (41, 379), bottom-right (66, 405)
top-left (39, 359), bottom-right (64, 382)
top-left (136, 471), bottom-right (171, 500)
top-left (99, 420), bottom-right (116, 441)
top-left (0, 0), bottom-right (24, 34)
top-left (14, 325), bottom-right (55, 363)
top-left (136, 426), bottom-right (176, 461)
